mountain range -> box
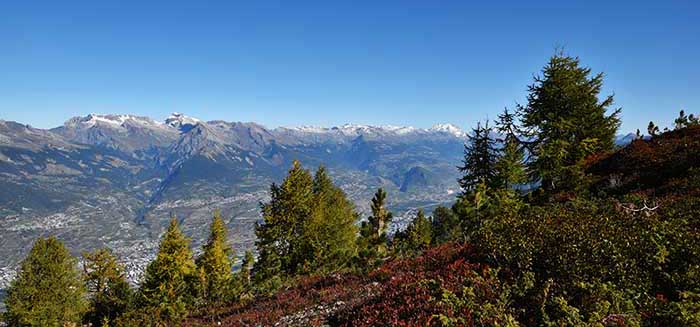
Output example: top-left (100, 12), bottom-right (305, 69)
top-left (0, 113), bottom-right (471, 287)
top-left (0, 113), bottom-right (637, 288)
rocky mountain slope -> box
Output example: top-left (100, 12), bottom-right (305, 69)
top-left (0, 113), bottom-right (468, 288)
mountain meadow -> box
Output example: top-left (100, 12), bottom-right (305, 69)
top-left (2, 53), bottom-right (700, 326)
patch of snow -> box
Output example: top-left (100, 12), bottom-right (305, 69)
top-left (430, 123), bottom-right (466, 137)
top-left (165, 112), bottom-right (202, 128)
top-left (74, 114), bottom-right (165, 129)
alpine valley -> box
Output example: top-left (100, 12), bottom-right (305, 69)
top-left (0, 113), bottom-right (472, 288)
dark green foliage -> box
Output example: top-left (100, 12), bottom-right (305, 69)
top-left (493, 109), bottom-right (527, 191)
top-left (254, 161), bottom-right (358, 288)
top-left (458, 121), bottom-right (499, 193)
top-left (254, 160), bottom-right (314, 286)
top-left (139, 217), bottom-right (196, 324)
top-left (4, 237), bottom-right (86, 327)
top-left (674, 109), bottom-right (699, 129)
top-left (83, 248), bottom-right (132, 327)
top-left (520, 51), bottom-right (620, 194)
top-left (495, 136), bottom-right (527, 191)
top-left (357, 188), bottom-right (393, 269)
top-left (648, 121), bottom-right (660, 136)
top-left (393, 209), bottom-right (432, 255)
top-left (195, 210), bottom-right (234, 311)
top-left (430, 205), bottom-right (461, 245)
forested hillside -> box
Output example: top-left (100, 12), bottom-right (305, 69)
top-left (4, 52), bottom-right (699, 327)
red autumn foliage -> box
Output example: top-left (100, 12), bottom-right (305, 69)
top-left (332, 244), bottom-right (488, 327)
top-left (587, 125), bottom-right (700, 196)
top-left (184, 243), bottom-right (491, 326)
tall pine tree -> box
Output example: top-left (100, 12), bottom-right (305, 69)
top-left (520, 51), bottom-right (620, 193)
top-left (4, 237), bottom-right (86, 327)
top-left (303, 166), bottom-right (358, 273)
top-left (254, 160), bottom-right (314, 285)
top-left (458, 121), bottom-right (499, 194)
top-left (494, 108), bottom-right (527, 190)
top-left (83, 248), bottom-right (132, 327)
top-left (139, 217), bottom-right (196, 324)
top-left (357, 188), bottom-right (393, 268)
top-left (254, 162), bottom-right (359, 283)
top-left (196, 210), bottom-right (234, 310)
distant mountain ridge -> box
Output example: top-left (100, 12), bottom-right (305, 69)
top-left (0, 112), bottom-right (637, 290)
top-left (0, 112), bottom-right (471, 289)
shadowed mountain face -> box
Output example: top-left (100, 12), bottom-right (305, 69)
top-left (0, 113), bottom-right (468, 287)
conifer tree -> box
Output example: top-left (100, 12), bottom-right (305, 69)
top-left (357, 188), bottom-right (393, 268)
top-left (431, 206), bottom-right (461, 244)
top-left (393, 209), bottom-right (432, 255)
top-left (303, 166), bottom-right (358, 273)
top-left (139, 217), bottom-right (196, 324)
top-left (196, 210), bottom-right (234, 310)
top-left (83, 248), bottom-right (132, 327)
top-left (254, 160), bottom-right (314, 284)
top-left (494, 108), bottom-right (527, 190)
top-left (495, 137), bottom-right (527, 190)
top-left (674, 110), bottom-right (699, 129)
top-left (255, 162), bottom-right (359, 282)
top-left (236, 250), bottom-right (255, 297)
top-left (458, 121), bottom-right (498, 194)
top-left (520, 51), bottom-right (621, 193)
top-left (4, 236), bottom-right (86, 327)
top-left (647, 121), bottom-right (660, 137)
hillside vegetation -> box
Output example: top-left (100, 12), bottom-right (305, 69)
top-left (4, 52), bottom-right (700, 326)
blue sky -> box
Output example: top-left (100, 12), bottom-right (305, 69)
top-left (1, 1), bottom-right (698, 132)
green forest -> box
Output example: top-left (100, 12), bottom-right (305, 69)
top-left (4, 52), bottom-right (700, 326)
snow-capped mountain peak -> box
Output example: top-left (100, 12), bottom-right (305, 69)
top-left (429, 123), bottom-right (466, 137)
top-left (65, 114), bottom-right (163, 129)
top-left (165, 112), bottom-right (202, 130)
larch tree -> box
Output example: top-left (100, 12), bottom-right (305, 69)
top-left (393, 209), bottom-right (433, 255)
top-left (4, 236), bottom-right (87, 327)
top-left (196, 210), bottom-right (234, 310)
top-left (254, 160), bottom-right (314, 286)
top-left (520, 51), bottom-right (621, 194)
top-left (83, 248), bottom-right (132, 327)
top-left (139, 217), bottom-right (196, 324)
top-left (303, 165), bottom-right (358, 273)
top-left (236, 250), bottom-right (255, 300)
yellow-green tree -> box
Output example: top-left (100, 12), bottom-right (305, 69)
top-left (139, 217), bottom-right (196, 324)
top-left (393, 209), bottom-right (432, 255)
top-left (83, 248), bottom-right (132, 326)
top-left (196, 210), bottom-right (234, 310)
top-left (254, 161), bottom-right (358, 286)
top-left (302, 166), bottom-right (358, 273)
top-left (4, 236), bottom-right (87, 327)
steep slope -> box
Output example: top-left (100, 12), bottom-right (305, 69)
top-left (587, 125), bottom-right (700, 197)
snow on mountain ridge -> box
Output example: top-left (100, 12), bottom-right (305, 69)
top-left (65, 113), bottom-right (165, 129)
top-left (165, 112), bottom-right (202, 129)
top-left (286, 123), bottom-right (462, 137)
top-left (58, 112), bottom-right (467, 139)
top-left (430, 123), bottom-right (466, 137)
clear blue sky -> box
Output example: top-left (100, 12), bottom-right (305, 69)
top-left (1, 1), bottom-right (698, 132)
